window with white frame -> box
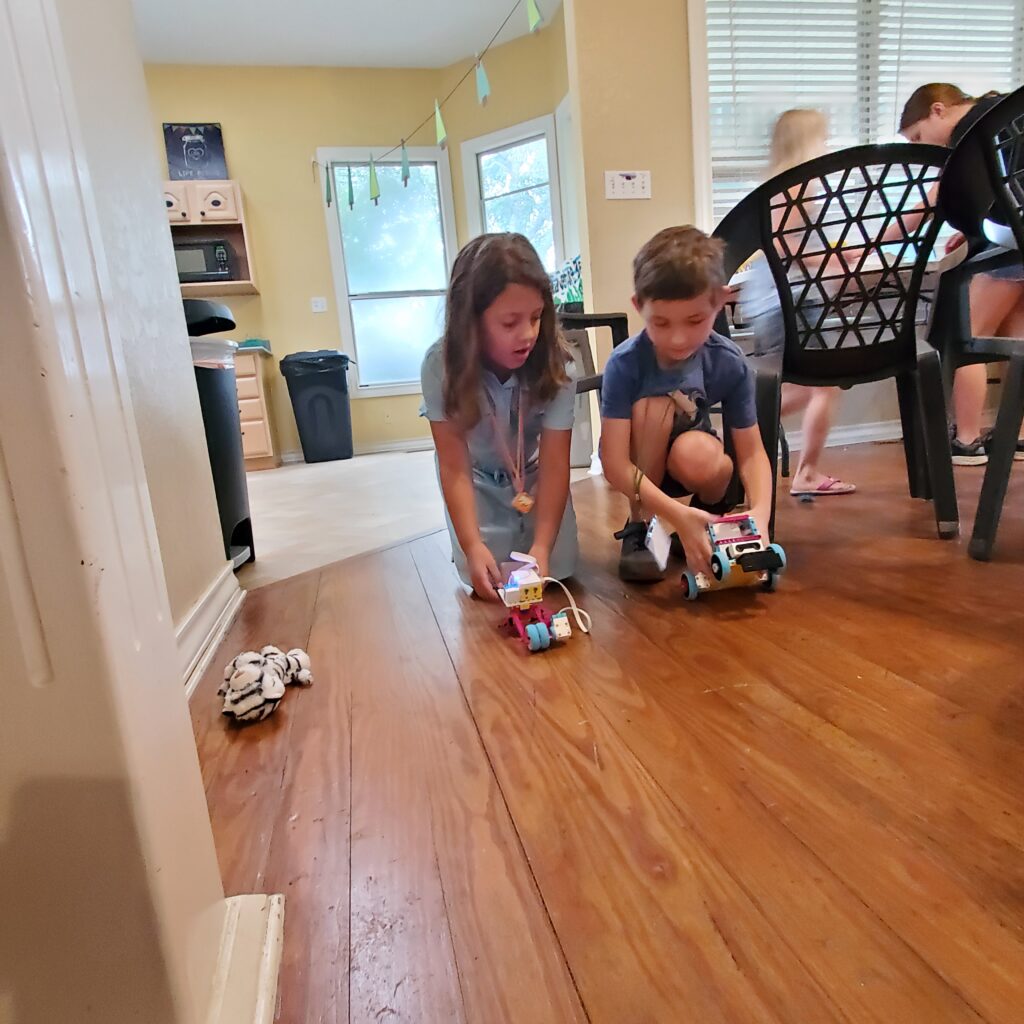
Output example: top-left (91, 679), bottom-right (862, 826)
top-left (705, 0), bottom-right (1024, 222)
top-left (462, 116), bottom-right (564, 272)
top-left (321, 147), bottom-right (457, 395)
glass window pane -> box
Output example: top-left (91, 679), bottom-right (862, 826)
top-left (478, 137), bottom-right (549, 200)
top-left (483, 186), bottom-right (555, 271)
top-left (349, 294), bottom-right (445, 386)
top-left (333, 162), bottom-right (447, 294)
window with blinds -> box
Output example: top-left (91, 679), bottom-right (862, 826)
top-left (706, 0), bottom-right (1024, 222)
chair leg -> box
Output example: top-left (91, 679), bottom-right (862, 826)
top-left (754, 365), bottom-right (782, 539)
top-left (779, 422), bottom-right (791, 478)
top-left (896, 372), bottom-right (927, 499)
top-left (969, 349), bottom-right (1024, 560)
top-left (915, 350), bottom-right (960, 540)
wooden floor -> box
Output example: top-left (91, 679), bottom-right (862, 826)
top-left (191, 444), bottom-right (1024, 1024)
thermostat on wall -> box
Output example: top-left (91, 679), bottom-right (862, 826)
top-left (605, 170), bottom-right (652, 200)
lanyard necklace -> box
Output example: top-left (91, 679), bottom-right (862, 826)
top-left (487, 383), bottom-right (534, 514)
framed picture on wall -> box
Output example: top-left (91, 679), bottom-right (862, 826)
top-left (163, 123), bottom-right (229, 180)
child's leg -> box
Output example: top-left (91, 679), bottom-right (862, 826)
top-left (955, 275), bottom-right (1024, 445)
top-left (615, 396), bottom-right (678, 582)
top-left (952, 364), bottom-right (989, 445)
top-left (665, 430), bottom-right (733, 505)
top-left (628, 396), bottom-right (677, 521)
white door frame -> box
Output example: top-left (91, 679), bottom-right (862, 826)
top-left (460, 114), bottom-right (565, 268)
top-left (0, 1), bottom-right (280, 1019)
top-left (317, 145), bottom-right (458, 398)
top-left (687, 0), bottom-right (715, 230)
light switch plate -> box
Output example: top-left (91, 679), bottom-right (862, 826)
top-left (311, 297), bottom-right (328, 313)
top-left (604, 170), bottom-right (652, 200)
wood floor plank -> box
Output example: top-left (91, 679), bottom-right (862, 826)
top-left (412, 530), bottom-right (853, 1024)
top-left (189, 570), bottom-right (321, 891)
top-left (261, 568), bottom-right (350, 1024)
top-left (336, 545), bottom-right (586, 1024)
top-left (565, 462), bottom-right (1024, 1021)
top-left (188, 443), bottom-right (1023, 1023)
top-left (556, 610), bottom-right (989, 1023)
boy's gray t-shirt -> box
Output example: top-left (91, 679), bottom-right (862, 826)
top-left (600, 329), bottom-right (757, 430)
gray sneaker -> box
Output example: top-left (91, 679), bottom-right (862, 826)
top-left (951, 436), bottom-right (988, 466)
top-left (614, 520), bottom-right (665, 582)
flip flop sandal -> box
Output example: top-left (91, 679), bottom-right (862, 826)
top-left (790, 476), bottom-right (857, 497)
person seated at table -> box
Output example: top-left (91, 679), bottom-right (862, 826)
top-left (898, 83), bottom-right (1024, 466)
top-left (600, 226), bottom-right (773, 582)
top-left (739, 109), bottom-right (856, 497)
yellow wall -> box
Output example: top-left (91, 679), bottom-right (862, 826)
top-left (564, 0), bottom-right (697, 359)
top-left (144, 7), bottom-right (568, 455)
top-left (440, 8), bottom-right (570, 245)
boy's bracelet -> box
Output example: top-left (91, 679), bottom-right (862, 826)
top-left (632, 465), bottom-right (645, 505)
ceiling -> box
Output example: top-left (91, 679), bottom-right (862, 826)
top-left (132, 0), bottom-right (544, 68)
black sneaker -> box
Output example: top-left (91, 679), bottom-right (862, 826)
top-left (614, 520), bottom-right (665, 582)
top-left (980, 428), bottom-right (1024, 463)
top-left (951, 436), bottom-right (988, 466)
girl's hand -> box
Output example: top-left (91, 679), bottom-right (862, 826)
top-left (527, 545), bottom-right (550, 580)
top-left (467, 542), bottom-right (502, 602)
top-left (666, 506), bottom-right (716, 578)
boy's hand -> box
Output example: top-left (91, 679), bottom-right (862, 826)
top-left (527, 544), bottom-right (550, 580)
top-left (750, 506), bottom-right (772, 540)
top-left (467, 541), bottom-right (502, 602)
top-left (666, 505), bottom-right (716, 578)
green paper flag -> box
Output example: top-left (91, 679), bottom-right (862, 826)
top-left (347, 164), bottom-right (355, 209)
top-left (434, 100), bottom-right (447, 148)
top-left (527, 0), bottom-right (542, 32)
top-left (368, 157), bottom-right (380, 205)
top-left (401, 141), bottom-right (410, 187)
top-left (475, 59), bottom-right (491, 106)
top-left (324, 165), bottom-right (332, 207)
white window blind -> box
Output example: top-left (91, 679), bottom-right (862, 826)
top-left (707, 0), bottom-right (1024, 222)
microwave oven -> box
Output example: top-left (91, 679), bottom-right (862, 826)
top-left (174, 239), bottom-right (234, 283)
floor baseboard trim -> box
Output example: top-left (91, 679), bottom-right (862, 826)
top-left (177, 564), bottom-right (245, 697)
top-left (785, 418), bottom-right (903, 452)
top-left (205, 893), bottom-right (285, 1024)
top-left (280, 437), bottom-right (434, 464)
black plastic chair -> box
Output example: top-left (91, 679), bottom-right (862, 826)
top-left (713, 143), bottom-right (958, 541)
top-left (558, 311), bottom-right (630, 397)
top-left (932, 85), bottom-right (1024, 560)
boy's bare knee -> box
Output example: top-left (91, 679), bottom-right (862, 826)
top-left (667, 431), bottom-right (731, 491)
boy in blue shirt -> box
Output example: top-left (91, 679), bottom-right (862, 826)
top-left (600, 226), bottom-right (773, 581)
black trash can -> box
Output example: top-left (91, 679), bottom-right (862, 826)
top-left (280, 350), bottom-right (354, 463)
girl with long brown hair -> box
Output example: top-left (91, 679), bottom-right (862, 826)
top-left (420, 233), bottom-right (578, 599)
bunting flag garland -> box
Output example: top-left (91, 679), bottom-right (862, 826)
top-left (434, 100), bottom-right (447, 148)
top-left (368, 157), bottom-right (381, 205)
top-left (527, 0), bottom-right (543, 32)
top-left (317, 0), bottom-right (542, 210)
top-left (475, 58), bottom-right (491, 106)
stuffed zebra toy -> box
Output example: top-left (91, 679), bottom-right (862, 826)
top-left (219, 646), bottom-right (313, 724)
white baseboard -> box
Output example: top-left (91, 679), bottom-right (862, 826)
top-left (176, 563), bottom-right (245, 698)
top-left (784, 418), bottom-right (903, 452)
top-left (281, 437), bottom-right (434, 463)
top-left (355, 437), bottom-right (434, 456)
top-left (205, 894), bottom-right (285, 1024)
